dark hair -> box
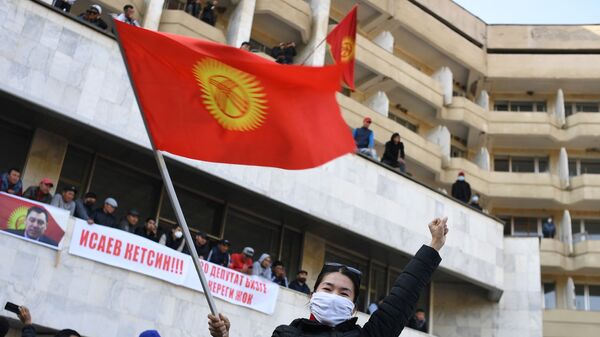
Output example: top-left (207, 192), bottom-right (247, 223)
top-left (27, 206), bottom-right (49, 223)
top-left (146, 217), bottom-right (156, 223)
top-left (55, 329), bottom-right (81, 337)
top-left (390, 132), bottom-right (400, 141)
top-left (171, 224), bottom-right (181, 231)
top-left (314, 264), bottom-right (361, 302)
top-left (84, 192), bottom-right (96, 198)
top-left (272, 260), bottom-right (284, 268)
top-left (124, 4), bottom-right (134, 11)
top-left (241, 41), bottom-right (250, 46)
top-left (8, 167), bottom-right (21, 175)
top-left (0, 316), bottom-right (9, 337)
top-left (416, 308), bottom-right (425, 313)
top-left (297, 270), bottom-right (308, 275)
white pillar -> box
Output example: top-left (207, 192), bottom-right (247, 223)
top-left (226, 0), bottom-right (257, 47)
top-left (566, 277), bottom-right (576, 310)
top-left (476, 90), bottom-right (489, 111)
top-left (364, 91), bottom-right (389, 117)
top-left (560, 210), bottom-right (573, 255)
top-left (432, 67), bottom-right (453, 106)
top-left (142, 0), bottom-right (165, 30)
top-left (474, 147), bottom-right (490, 171)
top-left (558, 147), bottom-right (570, 189)
top-left (426, 126), bottom-right (451, 167)
top-left (372, 31), bottom-right (394, 53)
top-left (555, 88), bottom-right (566, 127)
top-left (296, 0), bottom-right (331, 66)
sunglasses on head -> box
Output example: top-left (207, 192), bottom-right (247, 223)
top-left (323, 262), bottom-right (362, 277)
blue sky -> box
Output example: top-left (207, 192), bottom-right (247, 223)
top-left (452, 0), bottom-right (600, 24)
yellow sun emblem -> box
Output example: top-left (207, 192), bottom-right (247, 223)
top-left (341, 36), bottom-right (355, 63)
top-left (193, 58), bottom-right (268, 131)
top-left (7, 206), bottom-right (28, 230)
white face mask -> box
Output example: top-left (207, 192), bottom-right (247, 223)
top-left (174, 231), bottom-right (183, 239)
top-left (310, 292), bottom-right (355, 327)
top-left (457, 175), bottom-right (465, 181)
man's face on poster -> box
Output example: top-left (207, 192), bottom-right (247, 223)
top-left (25, 209), bottom-right (48, 239)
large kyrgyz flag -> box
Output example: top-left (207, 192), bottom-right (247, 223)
top-left (327, 5), bottom-right (358, 90)
top-left (114, 20), bottom-right (355, 170)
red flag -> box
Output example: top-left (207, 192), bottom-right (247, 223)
top-left (114, 20), bottom-right (355, 170)
top-left (326, 5), bottom-right (358, 90)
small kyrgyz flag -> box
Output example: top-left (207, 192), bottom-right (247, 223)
top-left (326, 5), bottom-right (358, 90)
top-left (114, 20), bottom-right (355, 170)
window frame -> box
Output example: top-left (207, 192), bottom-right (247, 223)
top-left (574, 283), bottom-right (600, 312)
top-left (564, 101), bottom-right (600, 117)
top-left (493, 156), bottom-right (550, 173)
top-left (501, 216), bottom-right (542, 237)
top-left (493, 100), bottom-right (548, 112)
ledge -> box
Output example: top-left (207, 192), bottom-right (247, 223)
top-left (158, 9), bottom-right (226, 43)
top-left (254, 0), bottom-right (311, 43)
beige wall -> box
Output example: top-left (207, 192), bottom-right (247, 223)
top-left (22, 129), bottom-right (68, 193)
top-left (488, 25), bottom-right (600, 50)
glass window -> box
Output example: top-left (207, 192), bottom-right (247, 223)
top-left (159, 188), bottom-right (223, 235)
top-left (500, 217), bottom-right (512, 236)
top-left (279, 228), bottom-right (303, 279)
top-left (538, 158), bottom-right (549, 173)
top-left (580, 160), bottom-right (600, 174)
top-left (576, 102), bottom-right (599, 113)
top-left (512, 102), bottom-right (534, 112)
top-left (494, 101), bottom-right (509, 111)
top-left (88, 157), bottom-right (161, 221)
top-left (568, 160), bottom-right (578, 177)
top-left (565, 102), bottom-right (575, 117)
top-left (584, 219), bottom-right (600, 240)
top-left (451, 146), bottom-right (466, 158)
top-left (543, 282), bottom-right (557, 309)
top-left (369, 265), bottom-right (387, 308)
top-left (511, 157), bottom-right (535, 173)
top-left (0, 121), bottom-right (32, 176)
top-left (494, 157), bottom-right (509, 172)
top-left (575, 284), bottom-right (586, 310)
top-left (388, 114), bottom-right (419, 133)
top-left (513, 217), bottom-right (538, 237)
top-left (57, 146), bottom-right (94, 194)
top-left (589, 285), bottom-right (600, 311)
top-left (223, 210), bottom-right (281, 258)
top-left (535, 102), bottom-right (547, 112)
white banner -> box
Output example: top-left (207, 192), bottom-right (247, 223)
top-left (69, 220), bottom-right (279, 314)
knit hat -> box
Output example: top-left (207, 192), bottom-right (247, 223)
top-left (139, 330), bottom-right (161, 337)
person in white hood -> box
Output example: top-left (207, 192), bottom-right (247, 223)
top-left (252, 253), bottom-right (272, 280)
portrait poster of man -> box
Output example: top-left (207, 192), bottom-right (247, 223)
top-left (0, 192), bottom-right (68, 248)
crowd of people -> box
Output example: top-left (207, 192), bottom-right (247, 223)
top-left (0, 167), bottom-right (312, 296)
top-left (185, 0), bottom-right (219, 26)
top-left (52, 2), bottom-right (141, 31)
top-left (271, 42), bottom-right (297, 64)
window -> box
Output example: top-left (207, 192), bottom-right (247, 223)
top-left (57, 145), bottom-right (94, 194)
top-left (369, 264), bottom-right (387, 309)
top-left (512, 217), bottom-right (539, 237)
top-left (571, 219), bottom-right (600, 242)
top-left (493, 156), bottom-right (549, 173)
top-left (451, 146), bottom-right (467, 158)
top-left (493, 101), bottom-right (547, 112)
top-left (159, 187), bottom-right (224, 235)
top-left (568, 159), bottom-right (600, 176)
top-left (388, 114), bottom-right (419, 133)
top-left (0, 120), bottom-right (32, 175)
top-left (565, 102), bottom-right (600, 116)
top-left (248, 39), bottom-right (272, 55)
top-left (575, 284), bottom-right (600, 311)
top-left (543, 282), bottom-right (557, 310)
top-left (279, 227), bottom-right (303, 279)
top-left (568, 160), bottom-right (578, 177)
top-left (224, 210), bottom-right (281, 259)
top-left (88, 157), bottom-right (161, 221)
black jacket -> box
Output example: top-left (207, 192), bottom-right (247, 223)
top-left (381, 141), bottom-right (405, 166)
top-left (89, 208), bottom-right (118, 228)
top-left (288, 280), bottom-right (310, 294)
top-left (272, 245), bottom-right (441, 337)
top-left (183, 241), bottom-right (211, 259)
top-left (6, 229), bottom-right (57, 246)
top-left (451, 180), bottom-right (471, 203)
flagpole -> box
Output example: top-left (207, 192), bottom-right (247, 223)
top-left (300, 36), bottom-right (328, 65)
top-left (112, 20), bottom-right (219, 316)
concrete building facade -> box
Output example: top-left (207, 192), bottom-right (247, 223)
top-left (0, 0), bottom-right (598, 336)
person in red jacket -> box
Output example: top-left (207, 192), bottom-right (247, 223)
top-left (229, 247), bottom-right (254, 275)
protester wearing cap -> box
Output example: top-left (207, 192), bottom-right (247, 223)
top-left (451, 171), bottom-right (472, 204)
top-left (251, 253), bottom-right (272, 280)
top-left (207, 239), bottom-right (231, 267)
top-left (229, 246), bottom-right (254, 275)
top-left (74, 191), bottom-right (97, 220)
top-left (22, 178), bottom-right (54, 204)
top-left (119, 208), bottom-right (140, 233)
top-left (352, 116), bottom-right (377, 160)
top-left (77, 4), bottom-right (108, 30)
top-left (208, 217), bottom-right (449, 337)
top-left (51, 185), bottom-right (77, 215)
top-left (183, 230), bottom-right (211, 259)
top-left (87, 197), bottom-right (118, 228)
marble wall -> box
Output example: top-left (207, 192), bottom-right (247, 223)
top-left (0, 0), bottom-right (505, 296)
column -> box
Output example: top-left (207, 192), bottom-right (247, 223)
top-left (432, 67), bottom-right (453, 106)
top-left (301, 232), bottom-right (326, 288)
top-left (22, 129), bottom-right (68, 191)
top-left (560, 210), bottom-right (573, 255)
top-left (372, 31), bottom-right (394, 53)
top-left (565, 277), bottom-right (576, 310)
top-left (476, 90), bottom-right (489, 111)
top-left (558, 147), bottom-right (570, 189)
top-left (142, 0), bottom-right (165, 30)
top-left (555, 88), bottom-right (566, 127)
top-left (474, 147), bottom-right (490, 171)
top-left (226, 0), bottom-right (257, 47)
top-left (296, 0), bottom-right (331, 66)
top-left (426, 126), bottom-right (451, 167)
top-left (364, 91), bottom-right (389, 117)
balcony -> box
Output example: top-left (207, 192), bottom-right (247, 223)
top-left (540, 239), bottom-right (600, 275)
top-left (254, 0), bottom-right (311, 45)
top-left (488, 25), bottom-right (600, 51)
top-left (544, 309), bottom-right (600, 337)
top-left (158, 9), bottom-right (226, 43)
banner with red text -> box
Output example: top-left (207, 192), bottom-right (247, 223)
top-left (0, 192), bottom-right (69, 249)
top-left (69, 220), bottom-right (280, 314)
